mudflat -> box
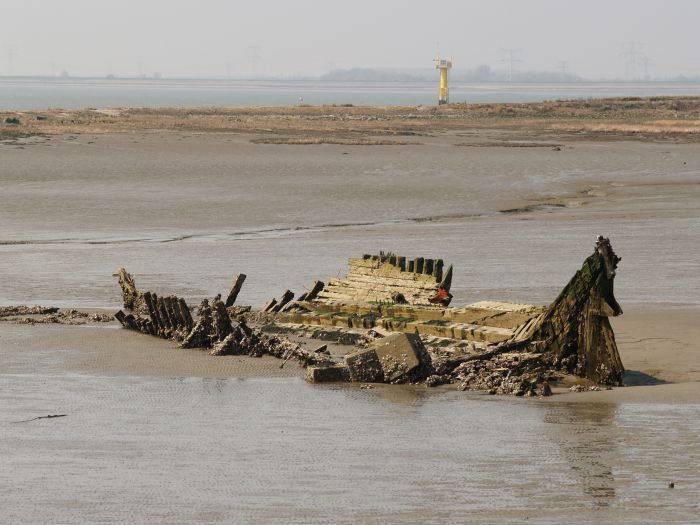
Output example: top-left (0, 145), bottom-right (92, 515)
top-left (3, 304), bottom-right (699, 401)
top-left (1, 105), bottom-right (699, 523)
top-left (1, 129), bottom-right (698, 393)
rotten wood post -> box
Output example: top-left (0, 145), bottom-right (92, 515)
top-left (271, 290), bottom-right (294, 313)
top-left (225, 274), bottom-right (247, 307)
top-left (304, 280), bottom-right (325, 302)
top-left (178, 298), bottom-right (193, 330)
top-left (262, 298), bottom-right (278, 312)
top-left (116, 267), bottom-right (141, 311)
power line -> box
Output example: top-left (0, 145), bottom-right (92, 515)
top-left (7, 44), bottom-right (14, 75)
top-left (620, 42), bottom-right (644, 80)
top-left (639, 54), bottom-right (652, 80)
top-left (500, 48), bottom-right (522, 82)
top-left (247, 46), bottom-right (261, 78)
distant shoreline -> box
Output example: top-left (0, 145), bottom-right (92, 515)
top-left (3, 96), bottom-right (700, 143)
top-left (2, 78), bottom-right (700, 111)
top-left (3, 76), bottom-right (700, 84)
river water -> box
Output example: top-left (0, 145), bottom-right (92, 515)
top-left (2, 77), bottom-right (700, 109)
top-left (2, 334), bottom-right (699, 524)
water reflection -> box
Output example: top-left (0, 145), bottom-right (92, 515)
top-left (351, 383), bottom-right (438, 406)
top-left (544, 402), bottom-right (619, 507)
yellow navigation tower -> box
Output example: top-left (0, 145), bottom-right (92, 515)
top-left (434, 55), bottom-right (453, 105)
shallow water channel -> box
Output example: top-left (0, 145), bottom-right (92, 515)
top-left (2, 368), bottom-right (698, 524)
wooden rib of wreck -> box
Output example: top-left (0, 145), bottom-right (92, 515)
top-left (114, 236), bottom-right (625, 394)
top-left (114, 272), bottom-right (334, 368)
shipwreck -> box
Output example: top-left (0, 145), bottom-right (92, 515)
top-left (115, 236), bottom-right (624, 395)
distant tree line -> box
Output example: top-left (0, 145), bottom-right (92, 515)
top-left (320, 66), bottom-right (582, 82)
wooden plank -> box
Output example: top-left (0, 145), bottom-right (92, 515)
top-left (465, 301), bottom-right (539, 312)
top-left (348, 262), bottom-right (406, 279)
top-left (345, 275), bottom-right (437, 293)
top-left (445, 308), bottom-right (539, 329)
top-left (315, 291), bottom-right (358, 302)
top-left (322, 284), bottom-right (433, 303)
top-left (330, 285), bottom-right (437, 302)
top-left (345, 271), bottom-right (439, 288)
top-left (348, 265), bottom-right (437, 283)
top-left (347, 258), bottom-right (381, 269)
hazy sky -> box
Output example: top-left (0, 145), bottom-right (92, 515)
top-left (3, 0), bottom-right (699, 79)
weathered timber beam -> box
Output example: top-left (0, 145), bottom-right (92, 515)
top-left (305, 280), bottom-right (325, 301)
top-left (116, 267), bottom-right (141, 311)
top-left (271, 290), bottom-right (294, 313)
top-left (440, 265), bottom-right (453, 292)
top-left (262, 298), bottom-right (278, 312)
top-left (178, 298), bottom-right (193, 330)
top-left (225, 274), bottom-right (247, 307)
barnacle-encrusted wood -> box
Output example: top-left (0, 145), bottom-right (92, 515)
top-left (116, 267), bottom-right (147, 315)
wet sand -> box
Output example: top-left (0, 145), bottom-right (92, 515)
top-left (1, 128), bottom-right (699, 522)
top-left (3, 306), bottom-right (699, 402)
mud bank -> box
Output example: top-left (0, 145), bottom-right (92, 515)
top-left (3, 309), bottom-right (699, 402)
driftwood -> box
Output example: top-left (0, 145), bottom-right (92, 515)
top-left (11, 414), bottom-right (67, 423)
